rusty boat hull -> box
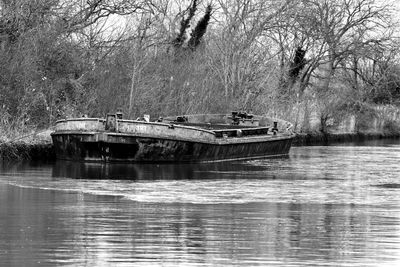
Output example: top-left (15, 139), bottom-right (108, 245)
top-left (51, 114), bottom-right (295, 163)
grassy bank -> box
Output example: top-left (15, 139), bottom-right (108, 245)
top-left (0, 128), bottom-right (55, 162)
top-left (0, 141), bottom-right (55, 162)
top-left (293, 132), bottom-right (400, 146)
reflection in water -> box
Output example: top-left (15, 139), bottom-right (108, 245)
top-left (0, 139), bottom-right (400, 266)
top-left (0, 185), bottom-right (398, 267)
top-left (51, 160), bottom-right (276, 180)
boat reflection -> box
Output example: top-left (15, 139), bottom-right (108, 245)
top-left (51, 158), bottom-right (287, 180)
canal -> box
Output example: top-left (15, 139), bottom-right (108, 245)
top-left (0, 139), bottom-right (399, 266)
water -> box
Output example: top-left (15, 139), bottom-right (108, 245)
top-left (0, 139), bottom-right (399, 266)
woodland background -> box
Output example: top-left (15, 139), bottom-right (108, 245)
top-left (1, 0), bottom-right (400, 140)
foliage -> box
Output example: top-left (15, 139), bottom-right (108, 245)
top-left (188, 4), bottom-right (212, 49)
top-left (1, 0), bottom-right (400, 135)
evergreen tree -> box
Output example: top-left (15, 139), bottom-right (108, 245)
top-left (188, 4), bottom-right (212, 50)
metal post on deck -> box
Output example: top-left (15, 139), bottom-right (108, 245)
top-left (273, 121), bottom-right (278, 135)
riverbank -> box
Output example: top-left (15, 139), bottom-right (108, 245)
top-left (293, 132), bottom-right (400, 146)
top-left (0, 141), bottom-right (55, 162)
top-left (1, 131), bottom-right (399, 162)
top-left (0, 128), bottom-right (55, 161)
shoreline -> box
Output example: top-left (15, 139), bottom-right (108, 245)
top-left (0, 142), bottom-right (55, 162)
top-left (293, 132), bottom-right (400, 146)
top-left (1, 132), bottom-right (399, 161)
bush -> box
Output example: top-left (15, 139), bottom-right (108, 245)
top-left (383, 120), bottom-right (400, 134)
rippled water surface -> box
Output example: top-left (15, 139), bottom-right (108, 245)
top-left (1, 139), bottom-right (399, 266)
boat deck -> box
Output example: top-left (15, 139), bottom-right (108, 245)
top-left (166, 122), bottom-right (270, 138)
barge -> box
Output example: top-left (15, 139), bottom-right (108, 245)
top-left (51, 112), bottom-right (295, 163)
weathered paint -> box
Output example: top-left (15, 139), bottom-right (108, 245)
top-left (118, 120), bottom-right (216, 142)
top-left (54, 118), bottom-right (105, 131)
top-left (51, 133), bottom-right (293, 162)
top-left (51, 114), bottom-right (295, 163)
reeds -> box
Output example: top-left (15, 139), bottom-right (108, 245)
top-left (0, 122), bottom-right (54, 161)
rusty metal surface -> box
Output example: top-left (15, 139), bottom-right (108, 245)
top-left (51, 133), bottom-right (293, 162)
top-left (51, 114), bottom-right (295, 162)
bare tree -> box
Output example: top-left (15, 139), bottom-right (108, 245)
top-left (268, 0), bottom-right (395, 131)
top-left (206, 0), bottom-right (292, 111)
top-left (0, 0), bottom-right (145, 127)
